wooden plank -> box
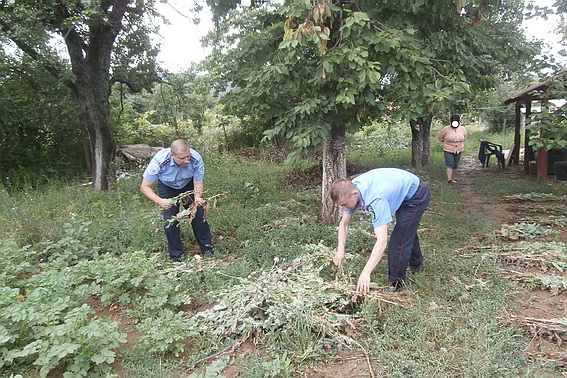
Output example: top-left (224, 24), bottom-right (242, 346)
top-left (505, 143), bottom-right (515, 167)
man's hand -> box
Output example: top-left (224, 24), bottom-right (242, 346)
top-left (356, 272), bottom-right (371, 294)
top-left (140, 179), bottom-right (174, 211)
top-left (158, 198), bottom-right (173, 211)
top-left (194, 197), bottom-right (205, 207)
top-left (333, 250), bottom-right (345, 268)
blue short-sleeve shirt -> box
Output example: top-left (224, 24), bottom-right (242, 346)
top-left (142, 148), bottom-right (205, 189)
top-left (344, 168), bottom-right (420, 228)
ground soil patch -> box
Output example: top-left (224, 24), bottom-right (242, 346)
top-left (454, 155), bottom-right (567, 370)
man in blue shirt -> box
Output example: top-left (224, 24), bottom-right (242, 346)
top-left (141, 139), bottom-right (213, 262)
top-left (330, 168), bottom-right (430, 293)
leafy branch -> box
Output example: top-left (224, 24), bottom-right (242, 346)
top-left (503, 193), bottom-right (567, 202)
top-left (498, 222), bottom-right (555, 240)
top-left (185, 244), bottom-right (411, 359)
top-left (165, 190), bottom-right (228, 227)
top-left (526, 77), bottom-right (567, 151)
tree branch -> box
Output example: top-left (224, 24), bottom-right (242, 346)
top-left (0, 16), bottom-right (75, 90)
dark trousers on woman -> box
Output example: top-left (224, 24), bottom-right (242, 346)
top-left (158, 180), bottom-right (213, 261)
top-left (388, 181), bottom-right (431, 285)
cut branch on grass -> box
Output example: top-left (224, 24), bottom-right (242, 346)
top-left (498, 223), bottom-right (555, 240)
top-left (184, 244), bottom-right (411, 364)
top-left (499, 268), bottom-right (567, 294)
top-left (518, 216), bottom-right (567, 228)
top-left (190, 336), bottom-right (246, 368)
top-left (500, 313), bottom-right (567, 343)
top-left (524, 350), bottom-right (567, 365)
top-left (459, 241), bottom-right (567, 273)
top-left (503, 193), bottom-right (567, 202)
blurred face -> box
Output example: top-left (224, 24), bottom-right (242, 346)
top-left (172, 150), bottom-right (191, 167)
top-left (336, 191), bottom-right (359, 210)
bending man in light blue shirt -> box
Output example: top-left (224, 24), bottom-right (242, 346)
top-left (330, 168), bottom-right (430, 293)
top-left (141, 139), bottom-right (213, 262)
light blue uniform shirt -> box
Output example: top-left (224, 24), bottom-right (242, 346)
top-left (142, 148), bottom-right (205, 189)
top-left (344, 168), bottom-right (420, 228)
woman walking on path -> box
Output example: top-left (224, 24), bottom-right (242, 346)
top-left (437, 114), bottom-right (468, 183)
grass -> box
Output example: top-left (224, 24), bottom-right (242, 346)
top-left (0, 124), bottom-right (565, 377)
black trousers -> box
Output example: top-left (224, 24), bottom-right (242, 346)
top-left (158, 180), bottom-right (213, 260)
top-left (388, 180), bottom-right (431, 284)
top-left (555, 161), bottom-right (567, 181)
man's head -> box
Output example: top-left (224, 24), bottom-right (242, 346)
top-left (171, 139), bottom-right (191, 167)
top-left (330, 179), bottom-right (359, 210)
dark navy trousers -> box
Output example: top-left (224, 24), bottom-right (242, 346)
top-left (388, 180), bottom-right (430, 285)
top-left (158, 180), bottom-right (213, 260)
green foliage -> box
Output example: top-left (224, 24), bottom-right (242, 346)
top-left (187, 354), bottom-right (231, 378)
top-left (111, 69), bottom-right (217, 146)
top-left (202, 0), bottom-right (542, 166)
top-left (0, 55), bottom-right (87, 185)
top-left (0, 0), bottom-right (164, 192)
top-left (526, 76), bottom-right (567, 151)
top-left (136, 309), bottom-right (191, 356)
top-left (472, 75), bottom-right (536, 133)
top-left (120, 352), bottom-right (179, 377)
top-left (28, 307), bottom-right (126, 378)
top-left (0, 240), bottom-right (38, 287)
top-left (0, 244), bottom-right (195, 375)
top-left (499, 222), bottom-right (554, 240)
top-left (349, 120), bottom-right (412, 158)
top-left (40, 219), bottom-right (101, 265)
top-left (0, 176), bottom-right (163, 254)
top-left (187, 245), bottom-right (354, 360)
top-left (0, 249), bottom-right (126, 377)
top-left (112, 110), bottom-right (177, 147)
top-left (537, 275), bottom-right (567, 291)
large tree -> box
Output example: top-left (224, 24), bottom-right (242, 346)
top-left (203, 0), bottom-right (541, 223)
top-left (0, 0), bottom-right (161, 190)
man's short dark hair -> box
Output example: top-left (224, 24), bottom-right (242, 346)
top-left (329, 179), bottom-right (355, 202)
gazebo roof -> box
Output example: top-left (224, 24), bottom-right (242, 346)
top-left (503, 70), bottom-right (567, 105)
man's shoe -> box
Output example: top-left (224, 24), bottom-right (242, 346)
top-left (384, 286), bottom-right (402, 293)
top-left (384, 281), bottom-right (404, 293)
top-left (202, 244), bottom-right (215, 257)
top-left (410, 263), bottom-right (424, 273)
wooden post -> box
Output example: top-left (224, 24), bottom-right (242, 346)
top-left (524, 101), bottom-right (532, 175)
top-left (513, 101), bottom-right (521, 165)
top-left (537, 148), bottom-right (549, 180)
top-left (537, 97), bottom-right (551, 181)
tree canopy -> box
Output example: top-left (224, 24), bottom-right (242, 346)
top-left (201, 0), bottom-right (542, 222)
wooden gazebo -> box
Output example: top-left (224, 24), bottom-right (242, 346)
top-left (502, 70), bottom-right (566, 179)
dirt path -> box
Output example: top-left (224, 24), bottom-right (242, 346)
top-left (453, 155), bottom-right (567, 370)
top-left (454, 154), bottom-right (523, 223)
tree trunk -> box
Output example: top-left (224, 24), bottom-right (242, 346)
top-left (81, 125), bottom-right (92, 172)
top-left (321, 121), bottom-right (346, 225)
top-left (70, 66), bottom-right (113, 190)
top-left (410, 115), bottom-right (432, 167)
top-left (62, 0), bottom-right (130, 191)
